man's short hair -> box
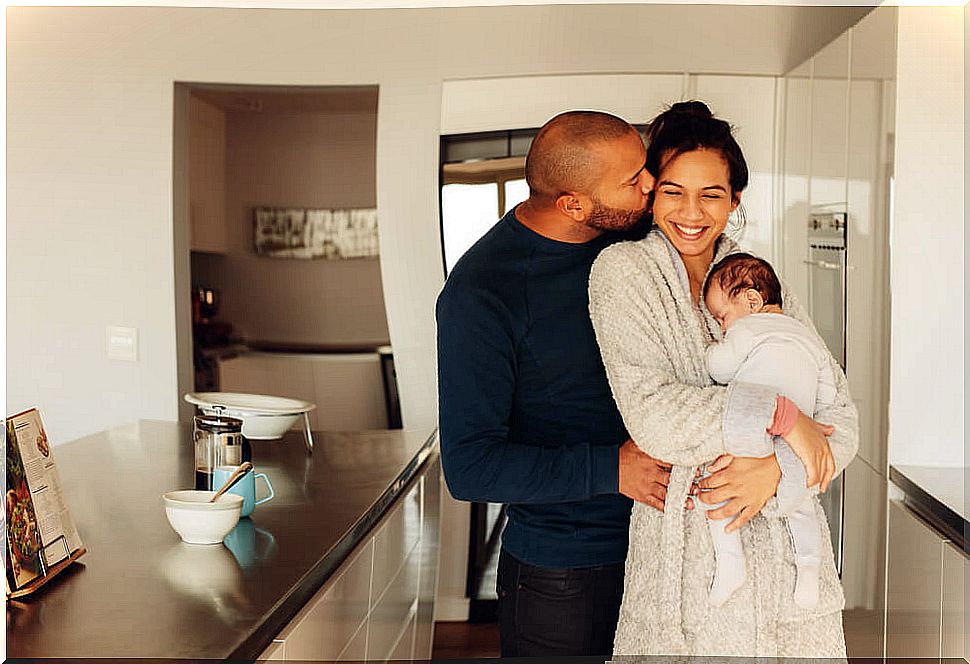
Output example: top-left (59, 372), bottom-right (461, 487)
top-left (525, 111), bottom-right (635, 200)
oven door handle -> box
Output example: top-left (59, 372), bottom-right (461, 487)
top-left (803, 259), bottom-right (844, 271)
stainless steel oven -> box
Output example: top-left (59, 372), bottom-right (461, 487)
top-left (805, 210), bottom-right (847, 573)
top-left (806, 211), bottom-right (847, 368)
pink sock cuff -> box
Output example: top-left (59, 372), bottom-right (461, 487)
top-left (767, 395), bottom-right (798, 437)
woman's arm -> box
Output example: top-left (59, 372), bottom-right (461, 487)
top-left (588, 244), bottom-right (777, 468)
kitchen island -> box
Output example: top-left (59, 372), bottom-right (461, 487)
top-left (885, 464), bottom-right (968, 659)
top-left (889, 464), bottom-right (967, 550)
top-left (6, 420), bottom-right (440, 661)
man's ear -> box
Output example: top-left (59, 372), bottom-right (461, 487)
top-left (555, 193), bottom-right (589, 222)
top-left (744, 288), bottom-right (764, 312)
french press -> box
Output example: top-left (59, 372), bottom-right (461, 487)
top-left (194, 407), bottom-right (252, 490)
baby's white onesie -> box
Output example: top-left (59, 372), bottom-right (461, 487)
top-left (704, 312), bottom-right (837, 608)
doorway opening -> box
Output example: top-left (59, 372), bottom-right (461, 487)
top-left (173, 83), bottom-right (401, 432)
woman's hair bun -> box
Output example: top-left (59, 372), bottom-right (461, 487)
top-left (668, 100), bottom-right (713, 119)
top-left (643, 98), bottom-right (749, 200)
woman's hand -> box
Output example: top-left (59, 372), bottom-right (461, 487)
top-left (696, 455), bottom-right (781, 533)
top-left (781, 410), bottom-right (836, 492)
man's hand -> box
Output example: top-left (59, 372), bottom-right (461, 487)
top-left (618, 438), bottom-right (671, 512)
top-left (696, 455), bottom-right (781, 533)
top-left (781, 411), bottom-right (836, 492)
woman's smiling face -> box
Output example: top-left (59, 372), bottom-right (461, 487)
top-left (651, 148), bottom-right (739, 259)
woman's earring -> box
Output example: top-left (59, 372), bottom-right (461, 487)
top-left (726, 203), bottom-right (747, 238)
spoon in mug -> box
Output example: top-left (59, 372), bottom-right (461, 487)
top-left (210, 462), bottom-right (253, 503)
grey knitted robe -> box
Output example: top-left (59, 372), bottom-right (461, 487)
top-left (588, 231), bottom-right (858, 658)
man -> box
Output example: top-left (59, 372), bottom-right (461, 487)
top-left (436, 111), bottom-right (670, 657)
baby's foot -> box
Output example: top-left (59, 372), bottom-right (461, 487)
top-left (793, 560), bottom-right (820, 609)
top-left (709, 553), bottom-right (745, 606)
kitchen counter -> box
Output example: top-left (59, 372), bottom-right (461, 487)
top-left (198, 341), bottom-right (391, 359)
top-left (890, 464), bottom-right (968, 552)
top-left (6, 420), bottom-right (438, 660)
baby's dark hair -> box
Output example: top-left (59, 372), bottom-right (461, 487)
top-left (703, 252), bottom-right (783, 306)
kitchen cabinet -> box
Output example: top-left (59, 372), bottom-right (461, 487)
top-left (372, 480), bottom-right (422, 604)
top-left (809, 32), bottom-right (850, 212)
top-left (282, 539), bottom-right (374, 661)
top-left (219, 352), bottom-right (388, 431)
top-left (846, 6), bottom-right (894, 474)
top-left (885, 499), bottom-right (946, 658)
top-left (257, 640), bottom-right (285, 662)
top-left (337, 620), bottom-right (367, 661)
top-left (413, 449), bottom-right (441, 659)
top-left (188, 94), bottom-right (227, 254)
top-left (779, 20), bottom-right (897, 655)
top-left (780, 60), bottom-right (812, 304)
top-left (369, 544), bottom-right (421, 661)
top-left (260, 455), bottom-right (441, 662)
top-left (840, 457), bottom-right (887, 658)
top-left (389, 609), bottom-right (417, 661)
top-left (941, 542), bottom-right (968, 660)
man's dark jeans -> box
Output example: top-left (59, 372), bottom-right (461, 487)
top-left (496, 548), bottom-right (625, 658)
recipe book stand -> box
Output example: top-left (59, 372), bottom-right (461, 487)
top-left (6, 535), bottom-right (86, 599)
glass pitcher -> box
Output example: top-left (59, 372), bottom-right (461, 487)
top-left (193, 409), bottom-right (251, 490)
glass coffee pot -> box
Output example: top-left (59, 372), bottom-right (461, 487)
top-left (194, 408), bottom-right (252, 490)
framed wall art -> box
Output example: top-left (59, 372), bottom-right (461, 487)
top-left (254, 207), bottom-right (379, 259)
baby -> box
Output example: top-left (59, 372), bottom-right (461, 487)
top-left (701, 252), bottom-right (836, 609)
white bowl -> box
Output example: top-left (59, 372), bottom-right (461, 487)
top-left (163, 490), bottom-right (243, 545)
top-left (161, 538), bottom-right (242, 596)
top-left (183, 392), bottom-right (315, 440)
top-left (218, 411), bottom-right (301, 440)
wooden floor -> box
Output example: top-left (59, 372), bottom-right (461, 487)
top-left (431, 621), bottom-right (501, 660)
top-left (432, 613), bottom-right (885, 661)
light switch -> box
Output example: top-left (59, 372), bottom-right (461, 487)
top-left (106, 326), bottom-right (138, 361)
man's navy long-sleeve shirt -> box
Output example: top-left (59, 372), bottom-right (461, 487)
top-left (436, 209), bottom-right (633, 568)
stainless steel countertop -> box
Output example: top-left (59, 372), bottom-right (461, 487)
top-left (891, 464), bottom-right (968, 523)
top-left (6, 420), bottom-right (438, 660)
top-left (890, 464), bottom-right (968, 553)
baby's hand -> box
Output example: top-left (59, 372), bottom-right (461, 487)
top-left (781, 412), bottom-right (836, 491)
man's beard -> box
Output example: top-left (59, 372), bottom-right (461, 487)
top-left (586, 199), bottom-right (647, 232)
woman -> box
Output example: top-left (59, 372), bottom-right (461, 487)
top-left (588, 101), bottom-right (858, 657)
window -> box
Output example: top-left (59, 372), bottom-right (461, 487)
top-left (440, 183), bottom-right (500, 274)
top-left (439, 125), bottom-right (647, 275)
top-left (439, 131), bottom-right (534, 275)
top-left (503, 178), bottom-right (528, 214)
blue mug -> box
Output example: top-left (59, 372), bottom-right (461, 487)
top-left (224, 518), bottom-right (277, 567)
top-left (213, 465), bottom-right (275, 518)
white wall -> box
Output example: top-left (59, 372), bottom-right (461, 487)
top-left (440, 73), bottom-right (685, 134)
top-left (888, 6), bottom-right (965, 468)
